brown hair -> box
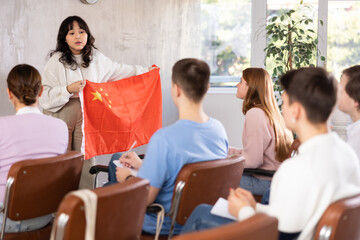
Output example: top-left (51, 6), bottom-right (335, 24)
top-left (7, 64), bottom-right (42, 105)
top-left (342, 65), bottom-right (360, 110)
top-left (242, 68), bottom-right (292, 162)
top-left (280, 68), bottom-right (337, 123)
top-left (172, 58), bottom-right (210, 103)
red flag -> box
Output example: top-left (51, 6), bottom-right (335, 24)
top-left (82, 68), bottom-right (162, 159)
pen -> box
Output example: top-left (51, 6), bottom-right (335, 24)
top-left (124, 140), bottom-right (137, 157)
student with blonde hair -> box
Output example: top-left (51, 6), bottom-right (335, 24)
top-left (229, 68), bottom-right (293, 195)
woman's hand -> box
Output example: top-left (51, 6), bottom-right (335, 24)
top-left (228, 146), bottom-right (243, 156)
top-left (66, 80), bottom-right (86, 93)
top-left (119, 152), bottom-right (143, 170)
top-left (115, 167), bottom-right (132, 182)
top-left (228, 188), bottom-right (255, 218)
top-left (148, 66), bottom-right (159, 71)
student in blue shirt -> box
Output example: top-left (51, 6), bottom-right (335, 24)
top-left (106, 58), bottom-right (229, 235)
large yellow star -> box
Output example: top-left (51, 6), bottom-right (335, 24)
top-left (91, 91), bottom-right (103, 102)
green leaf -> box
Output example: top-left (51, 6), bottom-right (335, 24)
top-left (280, 15), bottom-right (285, 21)
top-left (320, 20), bottom-right (324, 26)
top-left (300, 0), bottom-right (304, 4)
top-left (299, 29), bottom-right (305, 34)
top-left (314, 39), bottom-right (319, 44)
top-left (321, 56), bottom-right (326, 61)
top-left (272, 16), bottom-right (277, 22)
top-left (305, 20), bottom-right (309, 25)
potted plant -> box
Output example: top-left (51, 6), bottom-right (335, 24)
top-left (265, 0), bottom-right (325, 100)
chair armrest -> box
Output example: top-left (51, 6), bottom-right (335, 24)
top-left (89, 165), bottom-right (109, 175)
top-left (243, 168), bottom-right (275, 177)
top-left (89, 154), bottom-right (144, 175)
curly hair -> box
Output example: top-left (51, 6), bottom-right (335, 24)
top-left (51, 16), bottom-right (96, 70)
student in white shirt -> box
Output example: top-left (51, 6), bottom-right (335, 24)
top-left (39, 16), bottom-right (153, 188)
top-left (181, 68), bottom-right (360, 240)
top-left (338, 65), bottom-right (360, 160)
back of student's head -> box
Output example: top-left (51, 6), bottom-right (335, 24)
top-left (242, 68), bottom-right (276, 115)
top-left (280, 67), bottom-right (337, 123)
top-left (7, 64), bottom-right (42, 105)
top-left (342, 65), bottom-right (360, 109)
top-left (242, 68), bottom-right (292, 162)
top-left (172, 58), bottom-right (210, 103)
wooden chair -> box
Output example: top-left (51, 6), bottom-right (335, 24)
top-left (142, 154), bottom-right (245, 240)
top-left (0, 151), bottom-right (84, 240)
top-left (173, 213), bottom-right (278, 240)
top-left (314, 193), bottom-right (360, 240)
top-left (52, 177), bottom-right (150, 240)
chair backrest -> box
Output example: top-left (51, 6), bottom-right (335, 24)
top-left (173, 213), bottom-right (278, 240)
top-left (314, 193), bottom-right (360, 240)
top-left (5, 151), bottom-right (83, 220)
top-left (287, 138), bottom-right (300, 159)
top-left (53, 177), bottom-right (150, 240)
top-left (172, 155), bottom-right (245, 226)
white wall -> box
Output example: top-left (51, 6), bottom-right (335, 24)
top-left (204, 91), bottom-right (244, 148)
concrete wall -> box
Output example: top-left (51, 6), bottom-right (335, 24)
top-left (0, 0), bottom-right (201, 124)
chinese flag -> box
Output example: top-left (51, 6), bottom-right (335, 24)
top-left (82, 68), bottom-right (162, 159)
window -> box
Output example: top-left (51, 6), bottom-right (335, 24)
top-left (203, 0), bottom-right (360, 88)
top-left (266, 0), bottom-right (319, 76)
top-left (327, 1), bottom-right (360, 79)
top-left (201, 0), bottom-right (251, 87)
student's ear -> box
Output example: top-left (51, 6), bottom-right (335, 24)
top-left (7, 88), bottom-right (13, 100)
top-left (174, 83), bottom-right (181, 98)
top-left (38, 86), bottom-right (44, 97)
top-left (290, 101), bottom-right (302, 122)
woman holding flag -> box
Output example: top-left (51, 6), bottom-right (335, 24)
top-left (39, 15), bottom-right (153, 188)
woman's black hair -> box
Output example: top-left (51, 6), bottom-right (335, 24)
top-left (51, 16), bottom-right (96, 70)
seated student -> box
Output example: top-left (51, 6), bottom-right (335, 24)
top-left (228, 68), bottom-right (293, 195)
top-left (181, 67), bottom-right (360, 240)
top-left (0, 64), bottom-right (68, 232)
top-left (106, 58), bottom-right (229, 235)
top-left (337, 65), bottom-right (360, 160)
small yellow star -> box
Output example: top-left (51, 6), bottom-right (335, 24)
top-left (91, 91), bottom-right (102, 102)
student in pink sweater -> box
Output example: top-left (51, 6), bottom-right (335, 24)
top-left (0, 64), bottom-right (68, 232)
top-left (229, 68), bottom-right (293, 195)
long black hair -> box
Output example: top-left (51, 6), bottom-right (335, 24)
top-left (51, 16), bottom-right (96, 70)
